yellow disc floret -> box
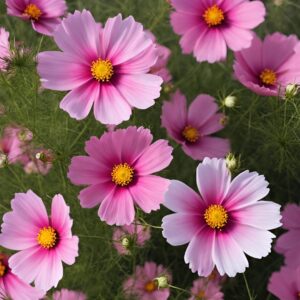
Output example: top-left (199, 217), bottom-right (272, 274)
top-left (203, 5), bottom-right (225, 27)
top-left (204, 204), bottom-right (228, 230)
top-left (91, 59), bottom-right (114, 82)
top-left (182, 125), bottom-right (199, 143)
top-left (197, 290), bottom-right (206, 299)
top-left (37, 226), bottom-right (57, 249)
top-left (24, 4), bottom-right (42, 21)
top-left (111, 163), bottom-right (134, 186)
top-left (0, 261), bottom-right (6, 277)
top-left (260, 69), bottom-right (277, 86)
top-left (144, 281), bottom-right (158, 293)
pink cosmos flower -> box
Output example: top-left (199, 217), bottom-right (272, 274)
top-left (275, 203), bottom-right (300, 267)
top-left (0, 27), bottom-right (10, 71)
top-left (6, 0), bottom-right (67, 36)
top-left (146, 31), bottom-right (172, 83)
top-left (37, 10), bottom-right (163, 125)
top-left (170, 0), bottom-right (266, 63)
top-left (53, 289), bottom-right (87, 300)
top-left (234, 33), bottom-right (300, 97)
top-left (123, 261), bottom-right (171, 300)
top-left (68, 126), bottom-right (173, 226)
top-left (188, 278), bottom-right (224, 300)
top-left (0, 254), bottom-right (44, 300)
top-left (0, 190), bottom-right (79, 292)
top-left (268, 266), bottom-right (300, 300)
top-left (161, 90), bottom-right (230, 160)
top-left (113, 224), bottom-right (151, 255)
top-left (24, 148), bottom-right (53, 175)
top-left (162, 158), bottom-right (281, 277)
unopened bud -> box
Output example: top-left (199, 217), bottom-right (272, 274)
top-left (0, 153), bottom-right (7, 168)
top-left (225, 153), bottom-right (239, 172)
top-left (35, 149), bottom-right (53, 163)
top-left (163, 83), bottom-right (174, 94)
top-left (121, 237), bottom-right (130, 249)
top-left (219, 116), bottom-right (229, 126)
top-left (154, 275), bottom-right (169, 289)
top-left (273, 0), bottom-right (284, 6)
top-left (224, 95), bottom-right (237, 108)
top-left (285, 84), bottom-right (299, 99)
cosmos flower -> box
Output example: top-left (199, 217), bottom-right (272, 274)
top-left (53, 289), bottom-right (87, 300)
top-left (234, 33), bottom-right (300, 97)
top-left (123, 261), bottom-right (171, 300)
top-left (275, 203), bottom-right (300, 267)
top-left (161, 90), bottom-right (230, 160)
top-left (24, 148), bottom-right (53, 175)
top-left (188, 278), bottom-right (224, 300)
top-left (0, 253), bottom-right (44, 300)
top-left (0, 27), bottom-right (10, 71)
top-left (112, 224), bottom-right (151, 255)
top-left (170, 0), bottom-right (266, 63)
top-left (37, 10), bottom-right (163, 125)
top-left (162, 158), bottom-right (281, 277)
top-left (68, 126), bottom-right (173, 226)
top-left (5, 0), bottom-right (67, 36)
top-left (268, 266), bottom-right (300, 300)
top-left (0, 190), bottom-right (79, 291)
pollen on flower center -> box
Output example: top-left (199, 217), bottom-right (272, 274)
top-left (260, 69), bottom-right (277, 86)
top-left (24, 4), bottom-right (42, 21)
top-left (144, 280), bottom-right (157, 293)
top-left (111, 163), bottom-right (134, 186)
top-left (182, 125), bottom-right (199, 143)
top-left (197, 290), bottom-right (206, 299)
top-left (37, 226), bottom-right (57, 249)
top-left (203, 5), bottom-right (225, 27)
top-left (0, 261), bottom-right (6, 277)
top-left (204, 204), bottom-right (228, 229)
top-left (91, 58), bottom-right (114, 82)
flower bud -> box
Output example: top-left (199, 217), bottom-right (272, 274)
top-left (285, 84), bottom-right (299, 99)
top-left (223, 95), bottom-right (237, 108)
top-left (154, 275), bottom-right (169, 289)
top-left (225, 153), bottom-right (239, 172)
top-left (121, 237), bottom-right (130, 249)
top-left (0, 153), bottom-right (7, 168)
top-left (273, 0), bottom-right (284, 6)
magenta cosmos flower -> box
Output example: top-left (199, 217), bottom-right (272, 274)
top-left (170, 0), bottom-right (266, 63)
top-left (123, 261), bottom-right (171, 300)
top-left (113, 224), bottom-right (151, 255)
top-left (162, 158), bottom-right (281, 277)
top-left (6, 0), bottom-right (67, 36)
top-left (268, 266), bottom-right (300, 300)
top-left (37, 10), bottom-right (163, 125)
top-left (189, 278), bottom-right (224, 300)
top-left (275, 203), bottom-right (300, 267)
top-left (161, 90), bottom-right (230, 160)
top-left (234, 33), bottom-right (300, 97)
top-left (0, 190), bottom-right (79, 292)
top-left (0, 254), bottom-right (44, 300)
top-left (68, 126), bottom-right (173, 225)
top-left (53, 289), bottom-right (87, 300)
top-left (0, 27), bottom-right (10, 71)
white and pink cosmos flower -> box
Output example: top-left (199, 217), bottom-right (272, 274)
top-left (37, 10), bottom-right (163, 125)
top-left (0, 27), bottom-right (10, 71)
top-left (0, 190), bottom-right (79, 292)
top-left (162, 158), bottom-right (281, 277)
top-left (53, 289), bottom-right (87, 300)
top-left (6, 0), bottom-right (67, 36)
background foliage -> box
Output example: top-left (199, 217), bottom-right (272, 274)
top-left (0, 0), bottom-right (300, 299)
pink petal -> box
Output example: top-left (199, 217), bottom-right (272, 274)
top-left (171, 0), bottom-right (203, 13)
top-left (129, 175), bottom-right (170, 213)
top-left (199, 113), bottom-right (225, 135)
top-left (32, 18), bottom-right (61, 36)
top-left (134, 140), bottom-right (173, 176)
top-left (281, 203), bottom-right (300, 229)
top-left (180, 26), bottom-right (205, 55)
top-left (56, 236), bottom-right (79, 265)
top-left (33, 0), bottom-right (67, 18)
top-left (170, 11), bottom-right (200, 35)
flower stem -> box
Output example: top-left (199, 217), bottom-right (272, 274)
top-left (243, 273), bottom-right (254, 300)
top-left (169, 284), bottom-right (190, 295)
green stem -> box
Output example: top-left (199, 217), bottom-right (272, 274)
top-left (243, 273), bottom-right (253, 300)
top-left (169, 284), bottom-right (190, 295)
top-left (138, 218), bottom-right (162, 229)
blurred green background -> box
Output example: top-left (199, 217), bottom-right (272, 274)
top-left (1, 0), bottom-right (300, 299)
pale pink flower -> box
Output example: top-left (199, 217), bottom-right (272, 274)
top-left (0, 254), bottom-right (44, 300)
top-left (6, 0), bottom-right (67, 36)
top-left (189, 278), bottom-right (223, 300)
top-left (234, 33), bottom-right (300, 97)
top-left (161, 90), bottom-right (230, 160)
top-left (162, 158), bottom-right (281, 277)
top-left (68, 126), bottom-right (173, 226)
top-left (24, 148), bottom-right (53, 175)
top-left (53, 289), bottom-right (87, 300)
top-left (170, 0), bottom-right (266, 63)
top-left (0, 190), bottom-right (79, 292)
top-left (275, 203), bottom-right (300, 267)
top-left (123, 261), bottom-right (171, 300)
top-left (0, 27), bottom-right (10, 71)
top-left (37, 10), bottom-right (163, 125)
top-left (113, 224), bottom-right (151, 255)
top-left (268, 266), bottom-right (300, 300)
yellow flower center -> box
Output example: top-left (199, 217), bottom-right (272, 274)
top-left (91, 59), bottom-right (114, 82)
top-left (203, 5), bottom-right (225, 27)
top-left (260, 69), bottom-right (277, 86)
top-left (182, 125), bottom-right (199, 143)
top-left (24, 4), bottom-right (42, 21)
top-left (144, 280), bottom-right (158, 293)
top-left (37, 226), bottom-right (57, 249)
top-left (111, 163), bottom-right (134, 186)
top-left (0, 261), bottom-right (6, 277)
top-left (197, 290), bottom-right (206, 299)
top-left (204, 204), bottom-right (228, 229)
